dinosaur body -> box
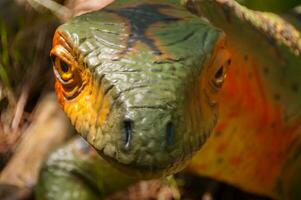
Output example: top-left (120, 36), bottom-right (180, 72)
top-left (187, 1), bottom-right (301, 199)
top-left (36, 0), bottom-right (301, 199)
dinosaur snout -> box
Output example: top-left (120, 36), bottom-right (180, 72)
top-left (120, 119), bottom-right (175, 151)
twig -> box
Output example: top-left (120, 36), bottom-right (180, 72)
top-left (0, 93), bottom-right (71, 198)
top-left (66, 0), bottom-right (114, 17)
top-left (11, 84), bottom-right (29, 133)
top-left (26, 0), bottom-right (72, 21)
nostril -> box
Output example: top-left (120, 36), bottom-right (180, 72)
top-left (123, 119), bottom-right (133, 150)
top-left (166, 122), bottom-right (174, 146)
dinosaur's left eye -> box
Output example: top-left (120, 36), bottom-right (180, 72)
top-left (213, 59), bottom-right (230, 88)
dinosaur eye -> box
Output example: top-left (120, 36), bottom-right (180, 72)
top-left (60, 60), bottom-right (70, 73)
top-left (51, 55), bottom-right (84, 99)
top-left (213, 59), bottom-right (230, 88)
top-left (51, 55), bottom-right (73, 82)
top-left (213, 65), bottom-right (226, 88)
top-left (215, 65), bottom-right (224, 79)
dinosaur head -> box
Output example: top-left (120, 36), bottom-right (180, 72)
top-left (50, 1), bottom-right (230, 177)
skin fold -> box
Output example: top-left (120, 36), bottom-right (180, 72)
top-left (36, 0), bottom-right (301, 199)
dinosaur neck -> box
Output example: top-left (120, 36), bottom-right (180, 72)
top-left (186, 1), bottom-right (301, 198)
top-left (189, 46), bottom-right (300, 199)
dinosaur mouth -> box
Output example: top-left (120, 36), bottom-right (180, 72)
top-left (97, 146), bottom-right (192, 178)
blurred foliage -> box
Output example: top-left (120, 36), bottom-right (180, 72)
top-left (0, 0), bottom-right (59, 138)
top-left (283, 5), bottom-right (301, 33)
top-left (0, 0), bottom-right (58, 97)
top-left (236, 0), bottom-right (300, 13)
top-left (0, 1), bottom-right (22, 89)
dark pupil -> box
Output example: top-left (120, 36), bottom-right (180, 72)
top-left (215, 66), bottom-right (224, 79)
top-left (60, 60), bottom-right (69, 73)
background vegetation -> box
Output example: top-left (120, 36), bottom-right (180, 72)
top-left (236, 0), bottom-right (300, 12)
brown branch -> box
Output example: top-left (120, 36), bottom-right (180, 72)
top-left (11, 84), bottom-right (29, 133)
top-left (0, 93), bottom-right (72, 199)
top-left (65, 0), bottom-right (114, 17)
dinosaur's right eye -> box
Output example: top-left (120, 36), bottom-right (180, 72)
top-left (59, 59), bottom-right (70, 73)
top-left (51, 55), bottom-right (73, 82)
top-left (51, 54), bottom-right (84, 99)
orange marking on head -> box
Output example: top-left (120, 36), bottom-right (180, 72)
top-left (51, 31), bottom-right (111, 138)
top-left (145, 24), bottom-right (176, 60)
